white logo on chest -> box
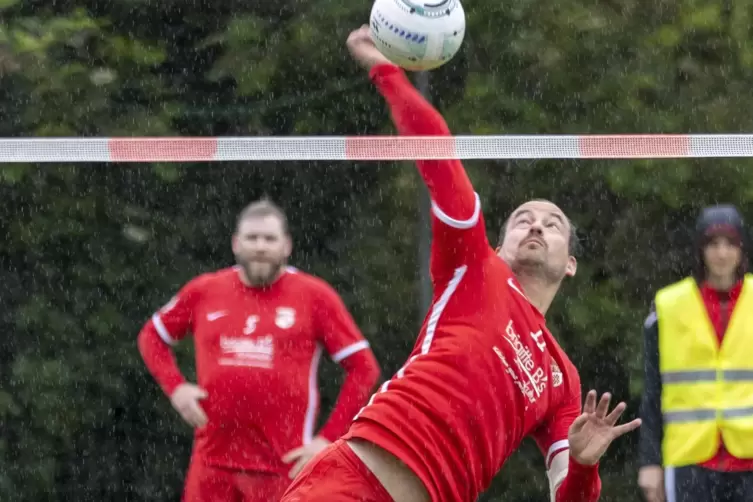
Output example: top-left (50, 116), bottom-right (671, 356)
top-left (530, 329), bottom-right (546, 352)
top-left (493, 320), bottom-right (549, 404)
top-left (207, 310), bottom-right (227, 321)
top-left (275, 307), bottom-right (296, 329)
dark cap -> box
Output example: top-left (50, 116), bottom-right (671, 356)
top-left (695, 204), bottom-right (745, 246)
top-left (693, 204), bottom-right (747, 280)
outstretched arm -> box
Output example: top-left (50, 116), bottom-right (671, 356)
top-left (348, 26), bottom-right (490, 280)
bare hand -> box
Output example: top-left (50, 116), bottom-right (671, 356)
top-left (346, 25), bottom-right (393, 71)
top-left (282, 436), bottom-right (331, 479)
top-left (568, 390), bottom-right (641, 466)
top-left (170, 383), bottom-right (208, 428)
top-left (638, 465), bottom-right (665, 502)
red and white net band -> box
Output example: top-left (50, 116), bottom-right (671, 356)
top-left (2, 135), bottom-right (753, 162)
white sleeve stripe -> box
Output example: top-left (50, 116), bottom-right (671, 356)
top-left (331, 340), bottom-right (370, 363)
top-left (431, 192), bottom-right (481, 229)
top-left (546, 439), bottom-right (569, 467)
top-left (151, 314), bottom-right (176, 346)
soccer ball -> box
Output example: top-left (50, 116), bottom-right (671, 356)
top-left (369, 0), bottom-right (466, 72)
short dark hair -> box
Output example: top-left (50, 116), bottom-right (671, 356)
top-left (236, 198), bottom-right (289, 235)
top-left (497, 212), bottom-right (582, 258)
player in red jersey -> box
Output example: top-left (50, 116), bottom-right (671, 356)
top-left (280, 27), bottom-right (642, 502)
top-left (137, 198), bottom-right (381, 502)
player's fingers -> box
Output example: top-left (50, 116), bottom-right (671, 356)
top-left (610, 418), bottom-right (642, 438)
top-left (347, 25), bottom-right (370, 43)
top-left (595, 392), bottom-right (611, 418)
top-left (288, 457), bottom-right (307, 479)
top-left (583, 390), bottom-right (597, 414)
top-left (282, 447), bottom-right (304, 464)
top-left (181, 408), bottom-right (199, 428)
top-left (184, 409), bottom-right (204, 428)
top-left (189, 402), bottom-right (208, 427)
top-left (604, 401), bottom-right (627, 425)
top-left (640, 487), bottom-right (654, 502)
top-left (569, 412), bottom-right (589, 433)
top-left (643, 487), bottom-right (664, 502)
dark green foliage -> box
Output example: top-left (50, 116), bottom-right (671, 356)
top-left (1, 0), bottom-right (752, 500)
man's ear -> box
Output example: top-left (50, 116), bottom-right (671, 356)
top-left (565, 256), bottom-right (577, 277)
top-left (231, 233), bottom-right (239, 255)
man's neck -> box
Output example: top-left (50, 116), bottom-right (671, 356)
top-left (236, 266), bottom-right (286, 288)
top-left (705, 274), bottom-right (738, 292)
top-left (515, 273), bottom-right (560, 315)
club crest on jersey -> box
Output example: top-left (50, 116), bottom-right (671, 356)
top-left (275, 307), bottom-right (296, 329)
top-left (243, 315), bottom-right (259, 335)
top-left (551, 361), bottom-right (563, 387)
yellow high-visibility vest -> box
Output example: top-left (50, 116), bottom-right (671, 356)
top-left (656, 274), bottom-right (753, 467)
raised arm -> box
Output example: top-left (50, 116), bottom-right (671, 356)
top-left (347, 27), bottom-right (489, 280)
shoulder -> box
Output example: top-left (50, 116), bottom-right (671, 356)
top-left (283, 266), bottom-right (344, 298)
top-left (182, 267), bottom-right (237, 294)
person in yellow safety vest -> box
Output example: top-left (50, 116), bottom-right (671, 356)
top-left (637, 204), bottom-right (753, 502)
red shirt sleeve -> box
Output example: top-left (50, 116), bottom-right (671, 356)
top-left (137, 277), bottom-right (204, 397)
top-left (313, 281), bottom-right (381, 441)
top-left (369, 63), bottom-right (491, 281)
top-left (531, 378), bottom-right (601, 502)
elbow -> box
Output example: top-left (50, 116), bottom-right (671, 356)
top-left (358, 351), bottom-right (382, 391)
top-left (136, 325), bottom-right (151, 359)
top-left (343, 350), bottom-right (382, 391)
top-left (364, 350), bottom-right (382, 389)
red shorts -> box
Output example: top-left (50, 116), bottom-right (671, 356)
top-left (280, 439), bottom-right (393, 502)
top-left (183, 457), bottom-right (290, 502)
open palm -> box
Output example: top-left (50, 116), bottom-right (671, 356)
top-left (568, 390), bottom-right (642, 466)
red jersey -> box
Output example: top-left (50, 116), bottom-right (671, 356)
top-left (138, 266), bottom-right (380, 473)
top-left (343, 64), bottom-right (600, 502)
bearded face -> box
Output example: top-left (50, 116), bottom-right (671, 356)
top-left (232, 215), bottom-right (292, 286)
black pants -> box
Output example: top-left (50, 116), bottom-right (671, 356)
top-left (667, 465), bottom-right (753, 502)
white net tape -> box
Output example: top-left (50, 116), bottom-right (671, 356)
top-left (2, 135), bottom-right (753, 162)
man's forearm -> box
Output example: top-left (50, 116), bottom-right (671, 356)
top-left (318, 350), bottom-right (381, 441)
top-left (137, 324), bottom-right (186, 397)
top-left (369, 63), bottom-right (478, 221)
